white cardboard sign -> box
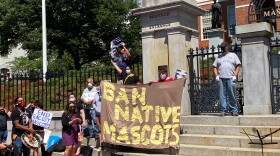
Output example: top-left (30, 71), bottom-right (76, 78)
top-left (32, 109), bottom-right (53, 128)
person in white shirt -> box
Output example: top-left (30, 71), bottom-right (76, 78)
top-left (81, 78), bottom-right (99, 139)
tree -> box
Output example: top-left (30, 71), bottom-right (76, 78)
top-left (0, 0), bottom-right (141, 70)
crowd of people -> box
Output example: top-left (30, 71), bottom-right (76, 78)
top-left (0, 40), bottom-right (148, 156)
top-left (0, 39), bottom-right (243, 156)
top-left (0, 79), bottom-right (102, 156)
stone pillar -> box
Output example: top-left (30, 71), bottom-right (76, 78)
top-left (132, 0), bottom-right (204, 116)
top-left (236, 22), bottom-right (273, 115)
top-left (205, 28), bottom-right (226, 47)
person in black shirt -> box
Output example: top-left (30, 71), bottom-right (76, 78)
top-left (31, 100), bottom-right (47, 156)
top-left (0, 105), bottom-right (9, 156)
top-left (112, 60), bottom-right (140, 85)
top-left (115, 42), bottom-right (131, 84)
top-left (0, 106), bottom-right (8, 144)
top-left (11, 97), bottom-right (34, 156)
top-left (61, 102), bottom-right (82, 156)
top-left (69, 93), bottom-right (86, 128)
top-left (68, 93), bottom-right (86, 156)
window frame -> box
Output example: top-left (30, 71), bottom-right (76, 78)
top-left (201, 10), bottom-right (212, 41)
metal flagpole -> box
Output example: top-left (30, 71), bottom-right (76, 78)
top-left (42, 0), bottom-right (47, 81)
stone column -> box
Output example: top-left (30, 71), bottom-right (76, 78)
top-left (141, 31), bottom-right (155, 83)
top-left (132, 0), bottom-right (204, 116)
top-left (236, 22), bottom-right (273, 115)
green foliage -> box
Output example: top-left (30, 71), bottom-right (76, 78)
top-left (8, 56), bottom-right (42, 73)
top-left (271, 47), bottom-right (280, 54)
top-left (8, 51), bottom-right (73, 73)
top-left (200, 57), bottom-right (215, 68)
top-left (0, 0), bottom-right (141, 70)
top-left (47, 51), bottom-right (74, 72)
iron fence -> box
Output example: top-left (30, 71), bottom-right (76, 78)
top-left (188, 44), bottom-right (243, 115)
top-left (269, 37), bottom-right (280, 114)
top-left (0, 59), bottom-right (142, 111)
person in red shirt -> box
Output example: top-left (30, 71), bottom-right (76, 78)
top-left (157, 69), bottom-right (174, 82)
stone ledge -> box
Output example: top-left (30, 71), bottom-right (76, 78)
top-left (236, 22), bottom-right (273, 38)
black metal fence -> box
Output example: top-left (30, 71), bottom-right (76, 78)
top-left (269, 37), bottom-right (280, 114)
top-left (188, 44), bottom-right (244, 115)
top-left (0, 59), bottom-right (142, 111)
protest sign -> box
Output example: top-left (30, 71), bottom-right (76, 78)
top-left (100, 78), bottom-right (185, 149)
top-left (32, 109), bottom-right (53, 128)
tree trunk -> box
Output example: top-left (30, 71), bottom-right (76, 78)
top-left (73, 57), bottom-right (81, 70)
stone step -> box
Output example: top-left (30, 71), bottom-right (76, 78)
top-left (117, 152), bottom-right (180, 156)
top-left (180, 124), bottom-right (280, 136)
top-left (180, 115), bottom-right (280, 126)
top-left (52, 147), bottom-right (109, 156)
top-left (180, 134), bottom-right (280, 149)
top-left (179, 144), bottom-right (280, 156)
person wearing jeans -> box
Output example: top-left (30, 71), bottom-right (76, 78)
top-left (81, 78), bottom-right (99, 139)
top-left (12, 136), bottom-right (31, 155)
top-left (11, 97), bottom-right (34, 156)
top-left (218, 78), bottom-right (238, 113)
top-left (213, 42), bottom-right (241, 116)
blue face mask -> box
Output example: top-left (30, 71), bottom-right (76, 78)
top-left (126, 70), bottom-right (131, 74)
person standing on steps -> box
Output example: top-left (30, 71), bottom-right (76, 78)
top-left (213, 42), bottom-right (241, 116)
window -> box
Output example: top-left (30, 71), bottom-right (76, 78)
top-left (227, 5), bottom-right (236, 36)
top-left (201, 10), bottom-right (212, 40)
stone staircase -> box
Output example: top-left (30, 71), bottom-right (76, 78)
top-left (178, 115), bottom-right (280, 156)
top-left (52, 115), bottom-right (280, 156)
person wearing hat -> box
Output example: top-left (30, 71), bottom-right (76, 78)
top-left (213, 42), bottom-right (241, 116)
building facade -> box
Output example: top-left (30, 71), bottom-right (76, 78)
top-left (0, 45), bottom-right (26, 77)
top-left (198, 0), bottom-right (280, 47)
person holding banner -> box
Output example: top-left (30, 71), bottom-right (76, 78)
top-left (61, 102), bottom-right (82, 156)
top-left (81, 78), bottom-right (99, 140)
top-left (158, 69), bottom-right (174, 82)
top-left (111, 60), bottom-right (140, 85)
top-left (149, 69), bottom-right (174, 84)
top-left (11, 97), bottom-right (34, 156)
top-left (32, 100), bottom-right (46, 156)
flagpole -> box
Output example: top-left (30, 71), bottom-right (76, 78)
top-left (42, 0), bottom-right (47, 81)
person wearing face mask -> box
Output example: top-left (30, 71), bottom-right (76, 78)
top-left (148, 69), bottom-right (174, 84)
top-left (112, 60), bottom-right (141, 85)
top-left (10, 97), bottom-right (34, 156)
top-left (68, 93), bottom-right (86, 156)
top-left (61, 102), bottom-right (82, 156)
top-left (157, 69), bottom-right (174, 82)
top-left (81, 78), bottom-right (99, 140)
top-left (0, 105), bottom-right (9, 156)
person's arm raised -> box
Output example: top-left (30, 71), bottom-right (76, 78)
top-left (111, 60), bottom-right (122, 74)
top-left (122, 43), bottom-right (131, 58)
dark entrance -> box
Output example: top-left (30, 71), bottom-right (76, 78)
top-left (188, 44), bottom-right (243, 115)
top-left (269, 37), bottom-right (280, 114)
